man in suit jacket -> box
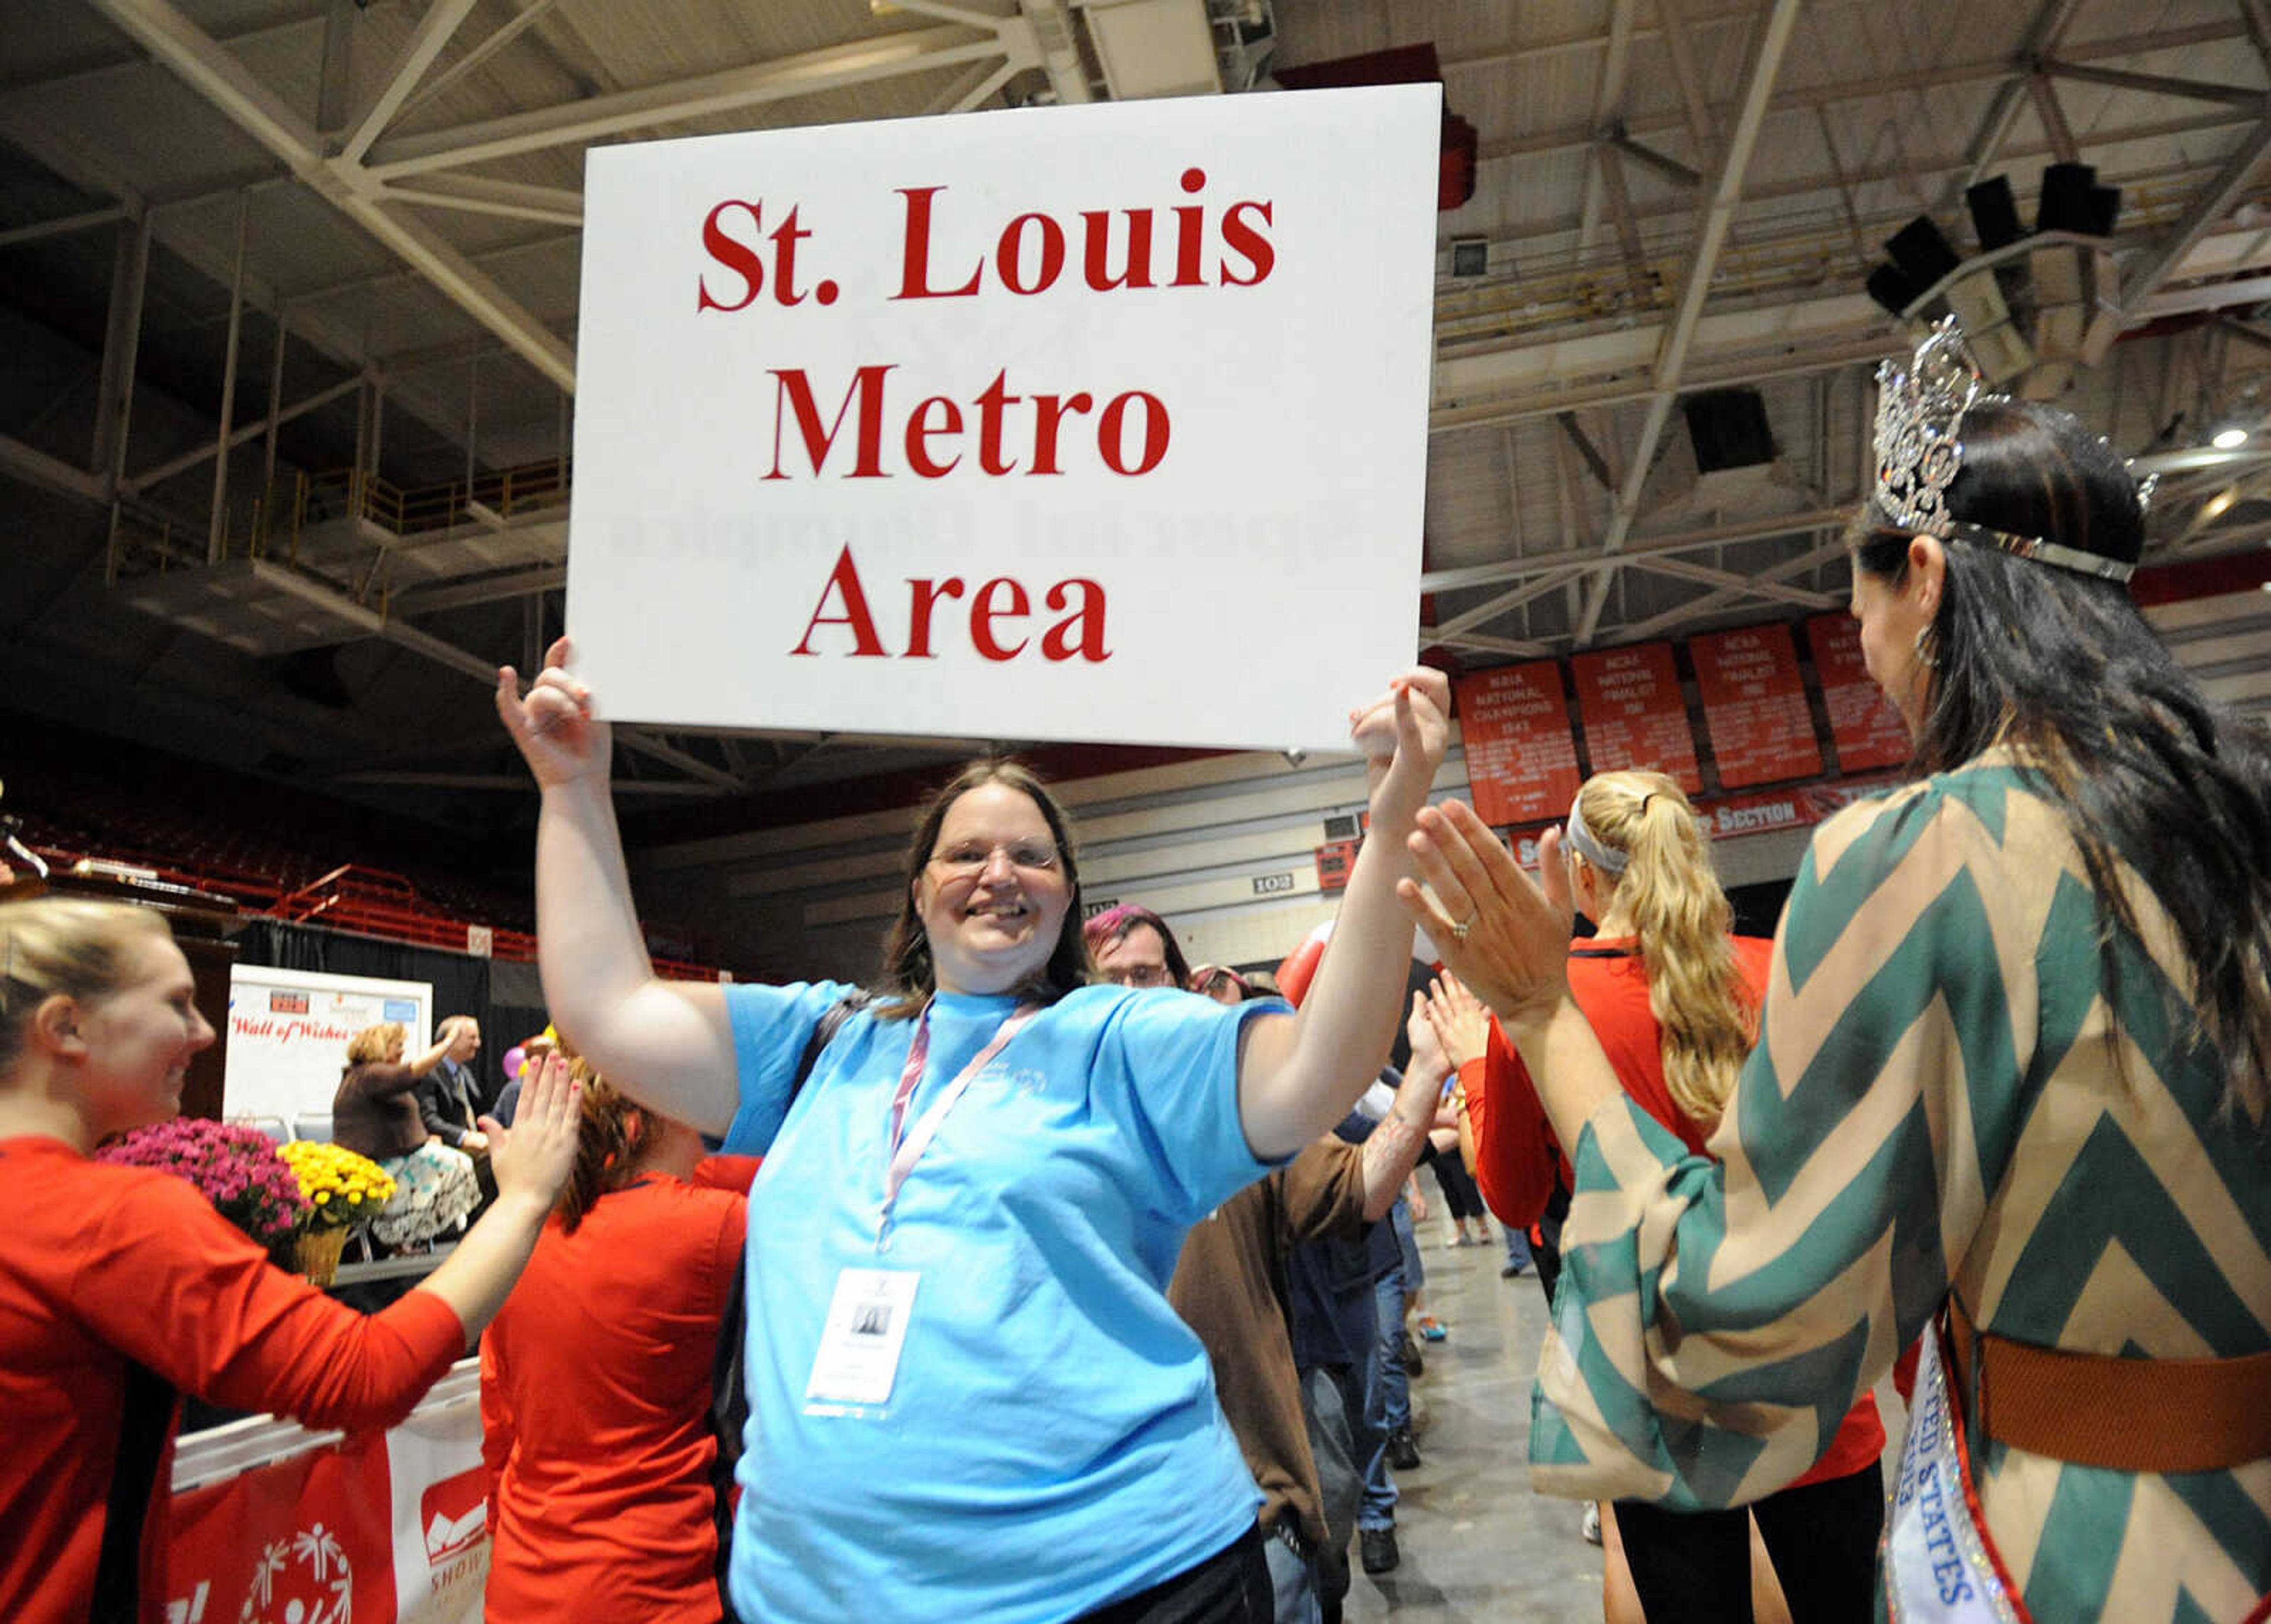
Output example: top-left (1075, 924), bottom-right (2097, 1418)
top-left (418, 1018), bottom-right (493, 1206)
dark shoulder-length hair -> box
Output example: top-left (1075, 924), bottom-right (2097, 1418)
top-left (874, 760), bottom-right (1091, 1020)
top-left (1852, 397), bottom-right (2271, 1125)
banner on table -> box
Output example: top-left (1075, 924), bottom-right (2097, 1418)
top-left (570, 86), bottom-right (1442, 755)
top-left (166, 1364), bottom-right (486, 1624)
top-left (164, 1433), bottom-right (396, 1624)
top-left (225, 966), bottom-right (434, 1126)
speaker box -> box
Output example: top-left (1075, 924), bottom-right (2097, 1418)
top-left (1885, 216), bottom-right (1963, 289)
top-left (1867, 263), bottom-right (1924, 316)
top-left (1683, 389), bottom-right (1776, 472)
top-left (2038, 162), bottom-right (2100, 234)
top-left (1966, 177), bottom-right (2024, 251)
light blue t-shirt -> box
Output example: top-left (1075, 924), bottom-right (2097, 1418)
top-left (720, 979), bottom-right (1288, 1623)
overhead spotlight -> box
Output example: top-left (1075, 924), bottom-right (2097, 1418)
top-left (2213, 426), bottom-right (2250, 449)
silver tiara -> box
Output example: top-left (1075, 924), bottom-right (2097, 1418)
top-left (1868, 316), bottom-right (2136, 584)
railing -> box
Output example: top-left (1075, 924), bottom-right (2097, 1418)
top-left (25, 845), bottom-right (720, 981)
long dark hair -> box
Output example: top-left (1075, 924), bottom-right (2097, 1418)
top-left (1853, 397), bottom-right (2271, 1124)
top-left (875, 761), bottom-right (1091, 1020)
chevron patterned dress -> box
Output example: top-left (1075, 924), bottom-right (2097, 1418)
top-left (1527, 757), bottom-right (2271, 1622)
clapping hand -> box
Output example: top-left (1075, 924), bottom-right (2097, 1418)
top-left (1398, 801), bottom-right (1576, 1028)
top-left (1423, 972), bottom-right (1493, 1069)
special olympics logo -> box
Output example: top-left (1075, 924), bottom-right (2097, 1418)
top-left (237, 1523), bottom-right (354, 1624)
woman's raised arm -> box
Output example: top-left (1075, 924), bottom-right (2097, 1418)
top-left (1234, 669), bottom-right (1448, 1160)
top-left (497, 638), bottom-right (739, 1134)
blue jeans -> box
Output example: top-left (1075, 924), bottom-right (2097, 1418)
top-left (1360, 1201), bottom-right (1411, 1531)
top-left (1504, 1222), bottom-right (1534, 1272)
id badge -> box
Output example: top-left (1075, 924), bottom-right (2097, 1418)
top-left (804, 1267), bottom-right (920, 1407)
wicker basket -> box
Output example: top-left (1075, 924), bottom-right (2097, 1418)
top-left (292, 1226), bottom-right (351, 1287)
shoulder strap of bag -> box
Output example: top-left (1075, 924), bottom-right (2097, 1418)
top-left (786, 988), bottom-right (872, 1106)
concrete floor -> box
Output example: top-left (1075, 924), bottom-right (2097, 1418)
top-left (1346, 1234), bottom-right (1910, 1624)
top-left (1345, 1234), bottom-right (1607, 1623)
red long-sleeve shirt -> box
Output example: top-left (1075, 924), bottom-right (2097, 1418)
top-left (0, 1135), bottom-right (466, 1624)
top-left (1463, 937), bottom-right (1884, 1489)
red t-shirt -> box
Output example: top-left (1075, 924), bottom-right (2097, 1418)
top-left (0, 1135), bottom-right (465, 1624)
top-left (480, 1172), bottom-right (748, 1623)
top-left (1463, 937), bottom-right (1885, 1489)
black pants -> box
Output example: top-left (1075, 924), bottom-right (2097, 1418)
top-left (1426, 1150), bottom-right (1487, 1222)
top-left (1071, 1524), bottom-right (1273, 1624)
top-left (1614, 1460), bottom-right (1885, 1623)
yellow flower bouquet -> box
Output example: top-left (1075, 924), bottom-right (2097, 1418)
top-left (277, 1140), bottom-right (395, 1232)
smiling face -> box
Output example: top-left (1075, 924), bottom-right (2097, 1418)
top-left (77, 934), bottom-right (215, 1140)
top-left (914, 781), bottom-right (1073, 997)
top-left (446, 1020), bottom-right (481, 1063)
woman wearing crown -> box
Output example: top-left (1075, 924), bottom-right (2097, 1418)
top-left (1408, 322), bottom-right (2271, 1622)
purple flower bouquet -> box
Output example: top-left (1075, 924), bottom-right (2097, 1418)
top-left (95, 1118), bottom-right (310, 1248)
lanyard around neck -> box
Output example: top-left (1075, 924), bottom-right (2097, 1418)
top-left (879, 999), bottom-right (1035, 1244)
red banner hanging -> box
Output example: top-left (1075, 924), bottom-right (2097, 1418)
top-left (164, 1433), bottom-right (397, 1624)
top-left (1570, 642), bottom-right (1703, 792)
top-left (1688, 624), bottom-right (1822, 788)
top-left (1455, 661), bottom-right (1582, 827)
top-left (1803, 613), bottom-right (1912, 772)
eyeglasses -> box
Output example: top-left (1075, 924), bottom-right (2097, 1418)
top-left (927, 840), bottom-right (1061, 879)
top-left (1099, 962), bottom-right (1177, 989)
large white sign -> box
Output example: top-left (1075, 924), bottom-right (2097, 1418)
top-left (570, 86), bottom-right (1441, 755)
top-left (224, 965), bottom-right (432, 1128)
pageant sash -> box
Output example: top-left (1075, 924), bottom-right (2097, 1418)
top-left (1884, 1322), bottom-right (2029, 1624)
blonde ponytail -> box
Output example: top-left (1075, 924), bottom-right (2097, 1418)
top-left (1573, 772), bottom-right (1759, 1130)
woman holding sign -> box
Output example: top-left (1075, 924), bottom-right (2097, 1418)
top-left (1399, 326), bottom-right (2271, 1622)
top-left (497, 638), bottom-right (1445, 1623)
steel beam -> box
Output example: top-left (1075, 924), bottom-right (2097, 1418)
top-left (1421, 506), bottom-right (1851, 593)
top-left (1474, 17), bottom-right (2236, 170)
top-left (383, 183), bottom-right (583, 228)
top-left (2029, 72), bottom-right (2081, 164)
top-left (125, 373), bottom-right (363, 493)
top-left (208, 193), bottom-right (248, 563)
top-left (1617, 532), bottom-right (1851, 640)
top-left (363, 27), bottom-right (1014, 179)
top-left (0, 205), bottom-right (131, 249)
top-left (2121, 112), bottom-right (2271, 311)
top-left (396, 0), bottom-right (567, 124)
top-left (1626, 552), bottom-right (1840, 609)
top-left (1575, 0), bottom-right (1804, 645)
top-left (1935, 0), bottom-right (2089, 212)
top-left (339, 0), bottom-right (484, 165)
top-left (1576, 0), bottom-right (1638, 259)
top-left (84, 0), bottom-right (579, 391)
top-left (90, 212), bottom-right (149, 485)
top-left (2036, 57), bottom-right (2266, 109)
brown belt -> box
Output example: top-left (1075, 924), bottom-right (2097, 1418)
top-left (1946, 1293), bottom-right (2271, 1474)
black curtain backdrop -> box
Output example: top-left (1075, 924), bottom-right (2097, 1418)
top-left (234, 920), bottom-right (548, 1111)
